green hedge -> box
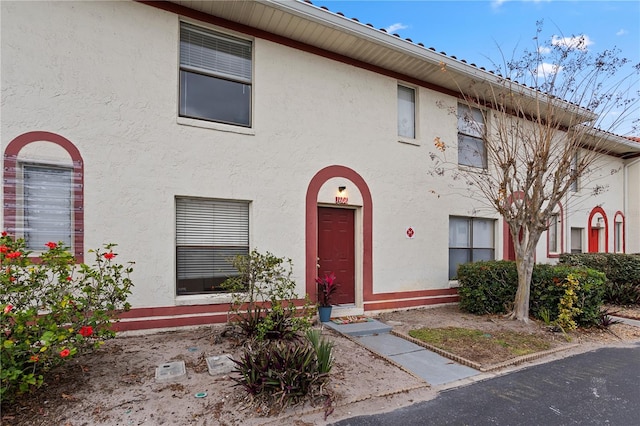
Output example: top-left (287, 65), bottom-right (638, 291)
top-left (457, 261), bottom-right (606, 326)
top-left (559, 253), bottom-right (640, 305)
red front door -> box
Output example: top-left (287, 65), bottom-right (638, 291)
top-left (589, 228), bottom-right (600, 252)
top-left (318, 207), bottom-right (355, 305)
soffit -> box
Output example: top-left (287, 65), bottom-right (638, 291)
top-left (166, 1), bottom-right (636, 150)
top-left (167, 1), bottom-right (501, 96)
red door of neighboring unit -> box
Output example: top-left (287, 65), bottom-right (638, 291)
top-left (589, 228), bottom-right (600, 252)
top-left (318, 207), bottom-right (355, 305)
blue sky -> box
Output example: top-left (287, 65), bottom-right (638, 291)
top-left (313, 0), bottom-right (640, 134)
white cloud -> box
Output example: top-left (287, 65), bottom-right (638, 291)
top-left (616, 29), bottom-right (628, 36)
top-left (385, 23), bottom-right (408, 33)
top-left (535, 62), bottom-right (562, 76)
top-left (491, 0), bottom-right (509, 8)
top-left (538, 46), bottom-right (551, 54)
top-left (551, 35), bottom-right (594, 50)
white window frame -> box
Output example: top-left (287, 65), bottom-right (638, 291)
top-left (398, 84), bottom-right (416, 139)
top-left (570, 227), bottom-right (583, 254)
top-left (570, 153), bottom-right (579, 192)
top-left (448, 216), bottom-right (495, 279)
top-left (548, 213), bottom-right (560, 254)
top-left (175, 197), bottom-right (250, 295)
top-left (614, 221), bottom-right (623, 253)
top-left (457, 104), bottom-right (487, 169)
top-left (179, 22), bottom-right (253, 127)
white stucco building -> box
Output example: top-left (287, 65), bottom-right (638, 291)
top-left (2, 0), bottom-right (639, 331)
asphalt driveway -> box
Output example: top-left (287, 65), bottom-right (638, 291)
top-left (332, 344), bottom-right (640, 426)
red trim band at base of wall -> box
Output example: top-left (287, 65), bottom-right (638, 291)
top-left (113, 292), bottom-right (459, 332)
top-left (364, 295), bottom-right (459, 312)
top-left (113, 312), bottom-right (228, 332)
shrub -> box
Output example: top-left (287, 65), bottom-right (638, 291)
top-left (559, 253), bottom-right (640, 305)
top-left (457, 261), bottom-right (605, 327)
top-left (457, 261), bottom-right (519, 315)
top-left (223, 250), bottom-right (312, 340)
top-left (0, 234), bottom-right (133, 402)
top-left (530, 265), bottom-right (605, 327)
top-left (231, 331), bottom-right (334, 410)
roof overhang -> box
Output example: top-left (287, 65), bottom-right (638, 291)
top-left (160, 0), bottom-right (635, 154)
top-left (577, 128), bottom-right (640, 159)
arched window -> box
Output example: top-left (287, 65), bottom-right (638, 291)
top-left (3, 132), bottom-right (84, 261)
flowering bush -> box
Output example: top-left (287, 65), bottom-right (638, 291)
top-left (0, 233), bottom-right (134, 402)
top-left (316, 272), bottom-right (338, 307)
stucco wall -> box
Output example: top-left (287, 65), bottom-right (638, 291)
top-left (1, 0), bottom-right (635, 314)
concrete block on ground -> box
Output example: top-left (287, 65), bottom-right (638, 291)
top-left (206, 354), bottom-right (235, 376)
top-left (155, 360), bottom-right (186, 383)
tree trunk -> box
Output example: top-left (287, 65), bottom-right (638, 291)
top-left (510, 249), bottom-right (535, 322)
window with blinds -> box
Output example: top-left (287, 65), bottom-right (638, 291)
top-left (457, 104), bottom-right (487, 168)
top-left (176, 197), bottom-right (249, 294)
top-left (179, 22), bottom-right (252, 127)
top-left (23, 165), bottom-right (73, 250)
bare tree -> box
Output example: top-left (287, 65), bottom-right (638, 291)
top-left (430, 23), bottom-right (639, 321)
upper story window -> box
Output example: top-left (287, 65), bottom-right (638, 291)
top-left (457, 104), bottom-right (486, 168)
top-left (448, 216), bottom-right (495, 279)
top-left (397, 85), bottom-right (415, 139)
top-left (179, 22), bottom-right (252, 127)
top-left (570, 153), bottom-right (579, 192)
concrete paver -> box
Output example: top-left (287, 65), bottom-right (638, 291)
top-left (327, 319), bottom-right (479, 386)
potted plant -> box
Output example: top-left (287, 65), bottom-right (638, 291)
top-left (316, 272), bottom-right (338, 322)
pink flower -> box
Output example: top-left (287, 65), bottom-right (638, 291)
top-left (3, 304), bottom-right (13, 314)
top-left (59, 348), bottom-right (70, 358)
top-left (79, 325), bottom-right (93, 337)
top-left (1, 231), bottom-right (7, 237)
top-left (45, 242), bottom-right (57, 249)
top-left (103, 252), bottom-right (116, 260)
top-left (0, 245), bottom-right (8, 254)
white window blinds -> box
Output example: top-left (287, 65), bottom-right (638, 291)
top-left (180, 22), bottom-right (252, 83)
top-left (24, 165), bottom-right (72, 250)
top-left (176, 198), bottom-right (249, 281)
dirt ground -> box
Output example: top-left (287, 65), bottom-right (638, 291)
top-left (2, 304), bottom-right (640, 426)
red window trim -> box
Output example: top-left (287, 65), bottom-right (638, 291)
top-left (3, 131), bottom-right (84, 262)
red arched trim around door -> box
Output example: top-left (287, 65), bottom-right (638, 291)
top-left (587, 206), bottom-right (608, 253)
top-left (3, 131), bottom-right (84, 261)
top-left (305, 165), bottom-right (373, 301)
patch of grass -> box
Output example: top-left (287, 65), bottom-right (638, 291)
top-left (408, 327), bottom-right (552, 364)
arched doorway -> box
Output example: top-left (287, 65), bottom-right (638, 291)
top-left (587, 207), bottom-right (608, 253)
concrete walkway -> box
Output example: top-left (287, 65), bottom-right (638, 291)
top-left (326, 314), bottom-right (640, 388)
top-left (611, 315), bottom-right (640, 327)
top-left (325, 319), bottom-right (479, 386)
